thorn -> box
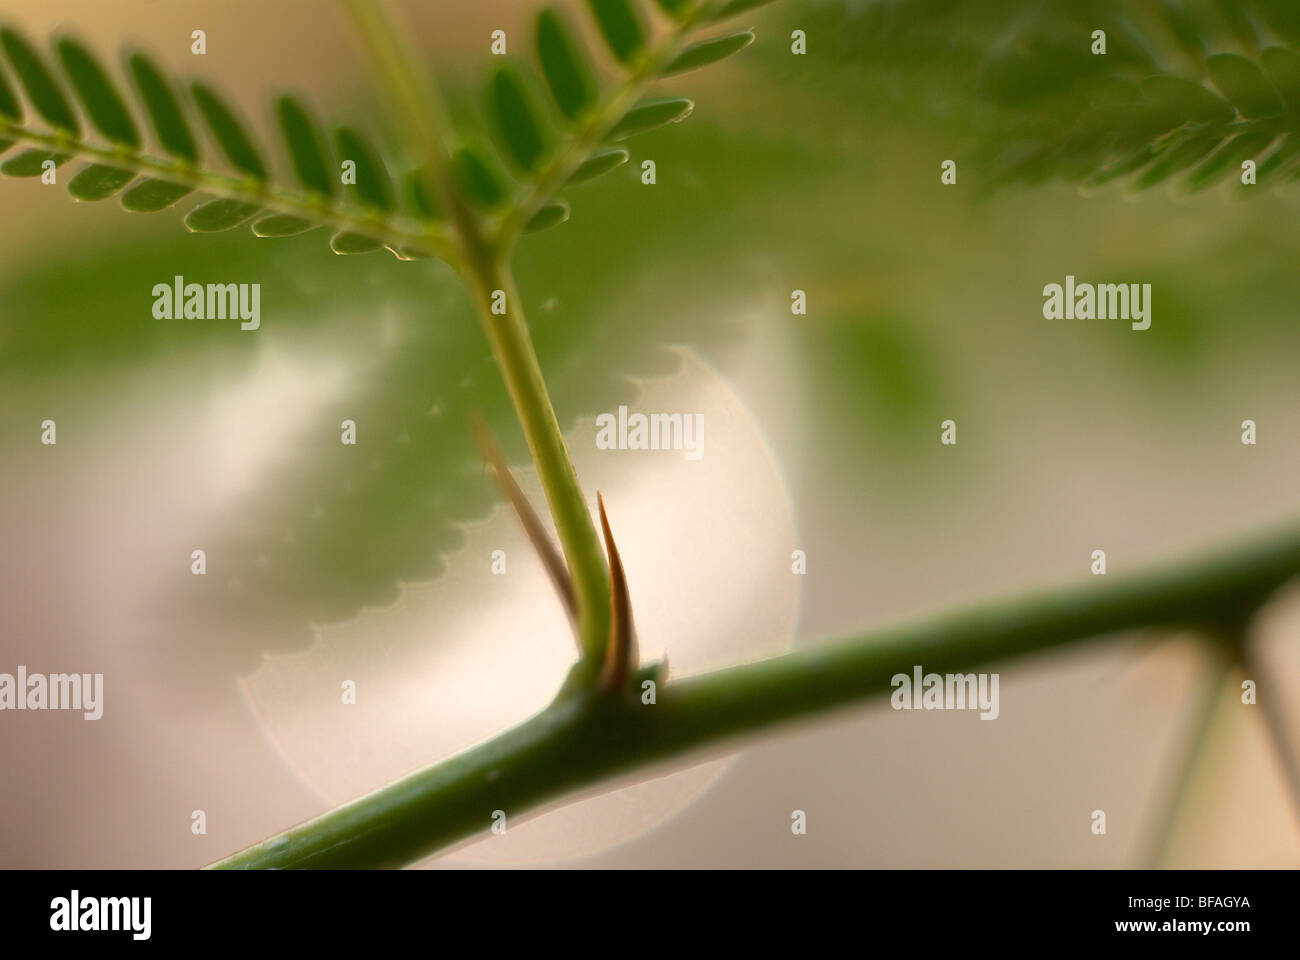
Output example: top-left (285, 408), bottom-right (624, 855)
top-left (598, 492), bottom-right (637, 695)
top-left (469, 413), bottom-right (577, 628)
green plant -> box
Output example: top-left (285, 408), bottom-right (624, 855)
top-left (961, 0), bottom-right (1300, 191)
top-left (3, 0), bottom-right (1298, 868)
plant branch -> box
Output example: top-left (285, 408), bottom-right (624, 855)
top-left (492, 0), bottom-right (719, 250)
top-left (0, 120), bottom-right (455, 258)
top-left (341, 0), bottom-right (612, 661)
top-left (464, 259), bottom-right (611, 662)
top-left (471, 413), bottom-right (577, 625)
top-left (209, 522), bottom-right (1300, 869)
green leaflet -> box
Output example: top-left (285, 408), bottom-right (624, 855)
top-left (128, 54), bottom-right (198, 162)
top-left (609, 97), bottom-right (694, 139)
top-left (67, 163), bottom-right (133, 200)
top-left (184, 197), bottom-right (261, 232)
top-left (1085, 145), bottom-right (1163, 190)
top-left (586, 0), bottom-right (646, 66)
top-left (1207, 53), bottom-right (1284, 118)
top-left (489, 64), bottom-right (551, 174)
top-left (1261, 46), bottom-right (1300, 112)
top-left (1160, 0), bottom-right (1209, 64)
top-left (336, 126), bottom-right (393, 211)
top-left (0, 28), bottom-right (78, 133)
top-left (570, 145), bottom-right (629, 182)
top-left (252, 213), bottom-right (318, 237)
top-left (0, 149), bottom-right (68, 176)
top-left (1141, 75), bottom-right (1235, 127)
top-left (192, 83), bottom-right (266, 179)
top-left (536, 8), bottom-right (596, 120)
top-left (404, 169), bottom-right (440, 219)
top-left (0, 57), bottom-right (19, 120)
top-left (1259, 134), bottom-right (1300, 180)
top-left (452, 144), bottom-right (509, 210)
top-left (665, 30), bottom-right (755, 76)
top-left (119, 178), bottom-right (193, 212)
top-left (330, 231), bottom-right (382, 254)
top-left (278, 95), bottom-right (334, 197)
top-left (525, 199), bottom-right (569, 232)
top-left (56, 37), bottom-right (138, 146)
top-left (1216, 0), bottom-right (1265, 52)
top-left (1132, 135), bottom-right (1218, 191)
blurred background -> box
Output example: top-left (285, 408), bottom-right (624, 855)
top-left (1, 0), bottom-right (1299, 867)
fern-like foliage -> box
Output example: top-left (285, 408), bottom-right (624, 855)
top-left (0, 0), bottom-right (770, 262)
top-left (964, 0), bottom-right (1300, 193)
top-left (0, 28), bottom-right (445, 258)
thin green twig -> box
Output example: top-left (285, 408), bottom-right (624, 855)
top-left (338, 0), bottom-right (479, 259)
top-left (464, 258), bottom-right (611, 661)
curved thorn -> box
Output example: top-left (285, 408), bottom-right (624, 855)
top-left (598, 492), bottom-right (636, 694)
top-left (470, 414), bottom-right (577, 630)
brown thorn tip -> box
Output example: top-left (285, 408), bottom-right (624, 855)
top-left (598, 492), bottom-right (637, 694)
top-left (469, 413), bottom-right (577, 625)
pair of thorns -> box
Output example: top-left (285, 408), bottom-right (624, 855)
top-left (471, 417), bottom-right (636, 695)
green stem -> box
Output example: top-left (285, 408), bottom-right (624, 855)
top-left (339, 0), bottom-right (611, 658)
top-left (209, 522), bottom-right (1300, 869)
top-left (337, 0), bottom-right (476, 251)
top-left (340, 0), bottom-right (613, 650)
top-left (464, 257), bottom-right (610, 661)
